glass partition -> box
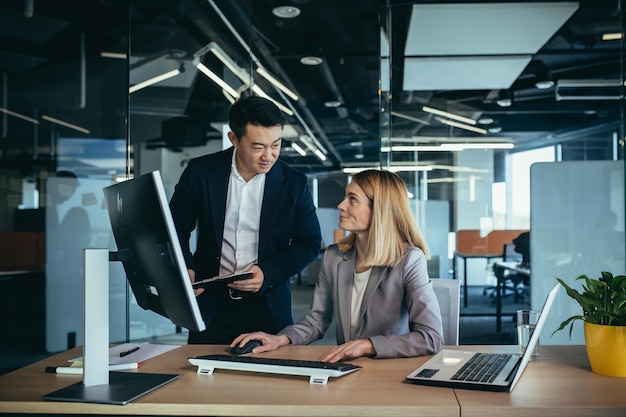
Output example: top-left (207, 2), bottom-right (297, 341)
top-left (1, 1), bottom-right (624, 349)
top-left (382, 1), bottom-right (625, 340)
top-left (0, 3), bottom-right (129, 351)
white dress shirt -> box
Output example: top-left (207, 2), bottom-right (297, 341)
top-left (219, 149), bottom-right (265, 276)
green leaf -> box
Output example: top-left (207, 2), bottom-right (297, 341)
top-left (553, 272), bottom-right (626, 334)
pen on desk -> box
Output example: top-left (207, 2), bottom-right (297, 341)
top-left (45, 363), bottom-right (140, 374)
top-left (119, 346), bottom-right (140, 357)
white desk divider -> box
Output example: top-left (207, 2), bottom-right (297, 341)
top-left (83, 248), bottom-right (110, 387)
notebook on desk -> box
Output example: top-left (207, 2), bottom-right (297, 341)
top-left (406, 283), bottom-right (560, 392)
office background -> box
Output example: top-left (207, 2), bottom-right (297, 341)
top-left (0, 1), bottom-right (624, 363)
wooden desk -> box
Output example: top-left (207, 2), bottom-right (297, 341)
top-left (455, 345), bottom-right (626, 417)
top-left (1, 345), bottom-right (625, 417)
top-left (0, 345), bottom-right (458, 417)
top-left (493, 261), bottom-right (531, 332)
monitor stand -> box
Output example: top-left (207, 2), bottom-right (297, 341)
top-left (42, 249), bottom-right (179, 405)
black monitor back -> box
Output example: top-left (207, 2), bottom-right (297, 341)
top-left (102, 171), bottom-right (205, 332)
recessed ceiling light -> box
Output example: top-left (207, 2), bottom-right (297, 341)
top-left (488, 126), bottom-right (503, 133)
top-left (354, 153), bottom-right (364, 159)
top-left (300, 56), bottom-right (323, 66)
top-left (496, 98), bottom-right (512, 107)
top-left (324, 100), bottom-right (342, 108)
top-left (478, 117), bottom-right (494, 125)
top-left (272, 6), bottom-right (301, 18)
top-left (535, 80), bottom-right (555, 89)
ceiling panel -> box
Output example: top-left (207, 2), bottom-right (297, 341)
top-left (403, 2), bottom-right (579, 92)
top-left (404, 55), bottom-right (531, 90)
top-left (404, 2), bottom-right (579, 56)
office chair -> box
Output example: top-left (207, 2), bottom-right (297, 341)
top-left (483, 243), bottom-right (524, 300)
top-left (431, 278), bottom-right (460, 345)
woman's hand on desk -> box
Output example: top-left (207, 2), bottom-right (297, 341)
top-left (317, 339), bottom-right (375, 363)
top-left (230, 331), bottom-right (290, 353)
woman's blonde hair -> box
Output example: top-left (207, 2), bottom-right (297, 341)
top-left (337, 169), bottom-right (430, 267)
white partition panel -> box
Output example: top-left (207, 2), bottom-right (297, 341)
top-left (414, 200), bottom-right (450, 279)
top-left (46, 178), bottom-right (126, 352)
top-left (315, 208), bottom-right (340, 249)
top-left (530, 161), bottom-right (625, 345)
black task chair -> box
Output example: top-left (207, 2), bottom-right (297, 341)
top-left (483, 243), bottom-right (524, 300)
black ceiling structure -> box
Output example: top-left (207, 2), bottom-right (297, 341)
top-left (0, 0), bottom-right (624, 175)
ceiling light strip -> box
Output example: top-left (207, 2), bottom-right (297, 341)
top-left (221, 89), bottom-right (236, 104)
top-left (100, 51), bottom-right (127, 59)
top-left (430, 164), bottom-right (489, 173)
top-left (299, 135), bottom-right (326, 161)
top-left (602, 32), bottom-right (623, 41)
top-left (436, 117), bottom-right (487, 134)
top-left (440, 143), bottom-right (513, 150)
top-left (194, 62), bottom-right (239, 98)
top-left (290, 142), bottom-right (307, 156)
top-left (382, 145), bottom-right (454, 152)
top-left (298, 135), bottom-right (318, 153)
top-left (422, 106), bottom-right (476, 125)
top-left (129, 68), bottom-right (182, 93)
top-left (256, 67), bottom-right (299, 101)
top-left (42, 115), bottom-right (90, 134)
top-left (313, 149), bottom-right (327, 161)
top-left (0, 106), bottom-right (39, 124)
top-left (208, 43), bottom-right (251, 85)
top-left (382, 143), bottom-right (513, 152)
top-left (391, 111), bottom-right (430, 125)
top-left (251, 85), bottom-right (294, 116)
top-left (205, 44), bottom-right (298, 115)
top-left (342, 165), bottom-right (432, 174)
top-left (421, 177), bottom-right (464, 184)
top-left (206, 0), bottom-right (296, 101)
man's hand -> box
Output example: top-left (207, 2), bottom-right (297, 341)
top-left (188, 269), bottom-right (204, 296)
top-left (228, 264), bottom-right (264, 293)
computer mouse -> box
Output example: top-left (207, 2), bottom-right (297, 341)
top-left (230, 340), bottom-right (262, 355)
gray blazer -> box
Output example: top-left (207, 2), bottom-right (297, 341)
top-left (279, 245), bottom-right (444, 358)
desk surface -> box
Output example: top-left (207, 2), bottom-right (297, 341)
top-left (1, 345), bottom-right (625, 417)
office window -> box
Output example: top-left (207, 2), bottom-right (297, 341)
top-left (506, 147), bottom-right (555, 230)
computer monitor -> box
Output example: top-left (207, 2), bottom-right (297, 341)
top-left (102, 171), bottom-right (206, 332)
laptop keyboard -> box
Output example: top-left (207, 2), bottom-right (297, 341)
top-left (451, 353), bottom-right (514, 383)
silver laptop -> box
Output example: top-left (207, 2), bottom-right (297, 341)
top-left (406, 283), bottom-right (560, 392)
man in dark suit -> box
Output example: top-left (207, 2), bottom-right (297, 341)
top-left (170, 95), bottom-right (322, 344)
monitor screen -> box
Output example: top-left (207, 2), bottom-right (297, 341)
top-left (103, 171), bottom-right (206, 332)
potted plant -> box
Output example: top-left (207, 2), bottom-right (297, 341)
top-left (553, 271), bottom-right (626, 377)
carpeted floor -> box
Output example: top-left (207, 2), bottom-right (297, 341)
top-left (459, 285), bottom-right (528, 345)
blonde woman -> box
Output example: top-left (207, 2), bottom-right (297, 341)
top-left (231, 169), bottom-right (443, 362)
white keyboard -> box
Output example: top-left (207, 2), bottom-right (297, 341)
top-left (188, 354), bottom-right (362, 385)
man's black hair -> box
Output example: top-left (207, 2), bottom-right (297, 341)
top-left (228, 95), bottom-right (286, 139)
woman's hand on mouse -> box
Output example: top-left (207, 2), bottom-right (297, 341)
top-left (230, 331), bottom-right (291, 353)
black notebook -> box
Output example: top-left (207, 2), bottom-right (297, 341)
top-left (192, 271), bottom-right (253, 289)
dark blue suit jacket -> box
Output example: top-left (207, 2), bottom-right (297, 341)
top-left (169, 147), bottom-right (322, 331)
